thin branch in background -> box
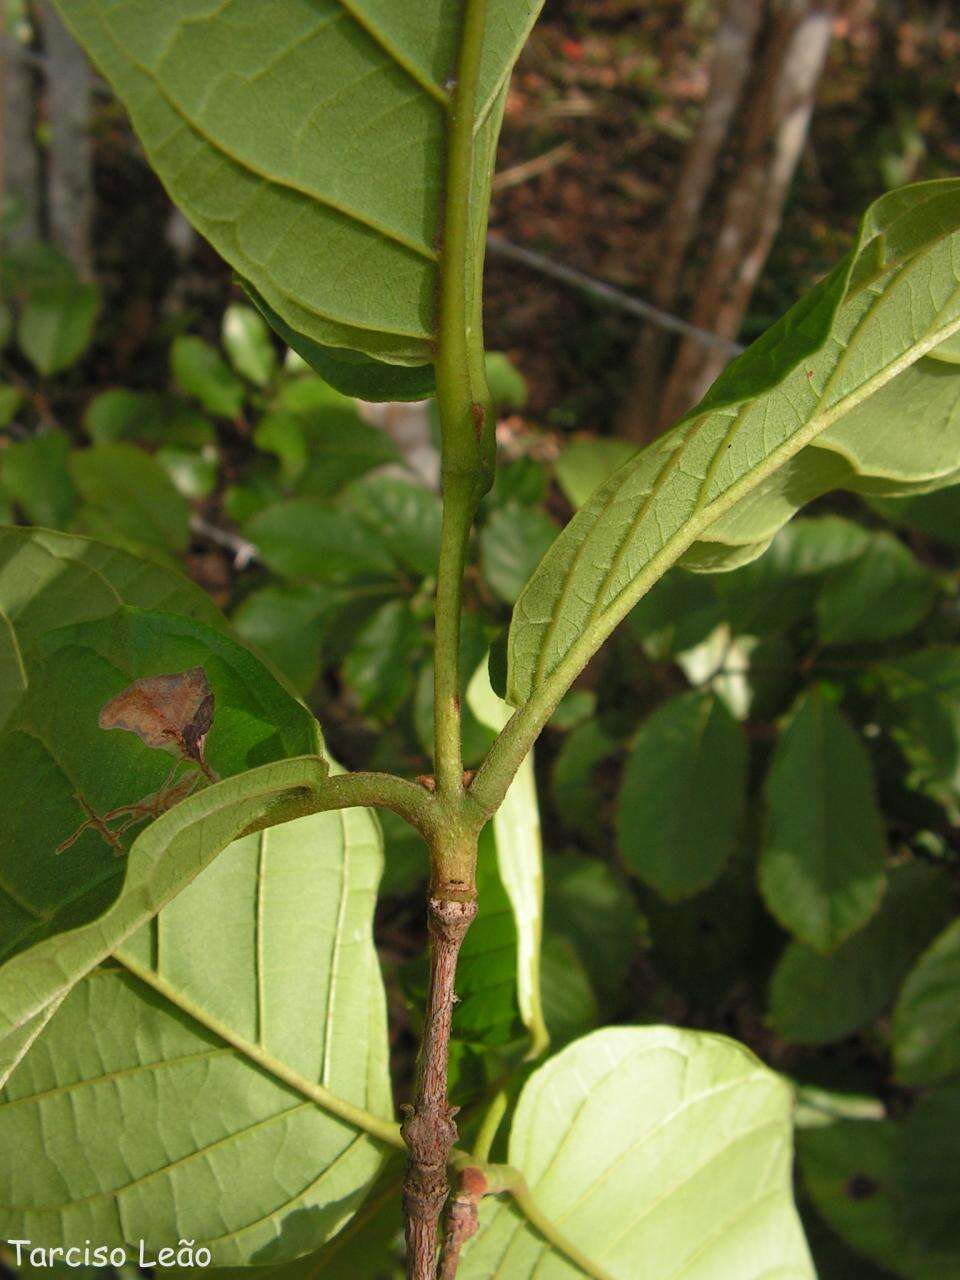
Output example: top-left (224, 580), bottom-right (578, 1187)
top-left (486, 233), bottom-right (744, 356)
top-left (189, 516), bottom-right (259, 570)
top-left (35, 0), bottom-right (94, 277)
top-left (657, 0), bottom-right (835, 428)
top-left (619, 0), bottom-right (765, 440)
top-left (0, 25), bottom-right (42, 251)
top-left (492, 141), bottom-right (573, 192)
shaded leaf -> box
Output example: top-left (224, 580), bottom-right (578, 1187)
top-left (760, 689), bottom-right (887, 953)
top-left (70, 444), bottom-right (190, 558)
top-left (17, 278), bottom-right (98, 375)
top-left (480, 504), bottom-right (557, 605)
top-left (0, 430), bottom-right (77, 526)
top-left (893, 917), bottom-right (960, 1087)
top-left (816, 532), bottom-right (937, 646)
top-left (617, 691), bottom-right (748, 901)
top-left (768, 863), bottom-right (952, 1045)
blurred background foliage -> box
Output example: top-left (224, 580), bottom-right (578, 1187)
top-left (2, 1), bottom-right (960, 1276)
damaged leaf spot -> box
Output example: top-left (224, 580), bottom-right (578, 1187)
top-left (58, 667), bottom-right (219, 856)
top-left (98, 665), bottom-right (217, 778)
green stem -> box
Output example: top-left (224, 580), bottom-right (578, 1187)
top-left (305, 770), bottom-right (439, 838)
top-left (471, 1087), bottom-right (508, 1163)
top-left (432, 0), bottom-right (494, 802)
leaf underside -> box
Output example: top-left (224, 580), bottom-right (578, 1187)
top-left (0, 805), bottom-right (391, 1266)
top-left (460, 1026), bottom-right (813, 1279)
top-left (53, 0), bottom-right (544, 396)
top-left (507, 181), bottom-right (960, 706)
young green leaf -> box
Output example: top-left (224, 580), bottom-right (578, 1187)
top-left (53, 0), bottom-right (546, 396)
top-left (768, 863), bottom-right (952, 1045)
top-left (171, 335), bottom-right (245, 419)
top-left (892, 918), bottom-right (960, 1087)
top-left (222, 302), bottom-right (278, 387)
top-left (617, 690), bottom-right (748, 901)
top-left (460, 1026), bottom-right (814, 1279)
top-left (760, 689), bottom-right (887, 953)
top-left (0, 802), bottom-right (392, 1264)
top-left (507, 182), bottom-right (960, 709)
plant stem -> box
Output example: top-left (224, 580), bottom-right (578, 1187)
top-left (402, 892), bottom-right (478, 1279)
top-left (432, 0), bottom-right (494, 801)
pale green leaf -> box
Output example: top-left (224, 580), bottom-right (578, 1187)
top-left (759, 689), bottom-right (887, 953)
top-left (617, 691), bottom-right (748, 901)
top-left (0, 798), bottom-right (392, 1265)
top-left (222, 302), bottom-right (278, 387)
top-left (460, 1026), bottom-right (814, 1279)
top-left (892, 917), bottom-right (960, 1087)
top-left (555, 439), bottom-right (636, 510)
top-left (507, 182), bottom-right (960, 708)
top-left (53, 0), bottom-right (545, 389)
top-left (467, 658), bottom-right (549, 1058)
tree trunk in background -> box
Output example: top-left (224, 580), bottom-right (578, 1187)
top-left (0, 19), bottom-right (42, 251)
top-left (35, 0), bottom-right (93, 276)
top-left (656, 0), bottom-right (834, 432)
top-left (619, 0), bottom-right (765, 442)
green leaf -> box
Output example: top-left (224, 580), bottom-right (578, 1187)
top-left (157, 445), bottom-right (219, 500)
top-left (0, 525), bottom-right (225, 731)
top-left (892, 917), bottom-right (960, 1086)
top-left (768, 862), bottom-right (953, 1045)
top-left (232, 583), bottom-right (336, 695)
top-left (617, 691), bottom-right (748, 901)
top-left (70, 443), bottom-right (190, 558)
top-left (171, 335), bottom-right (245, 419)
top-left (460, 1026), bottom-right (814, 1279)
top-left (0, 753), bottom-right (328, 1086)
top-left (343, 599), bottom-right (421, 718)
top-left (0, 430), bottom-right (77, 526)
top-left (343, 474), bottom-right (442, 579)
top-left (254, 408), bottom-right (398, 497)
top-left (222, 302), bottom-right (278, 387)
top-left (868, 484), bottom-right (960, 549)
top-left (17, 278), bottom-right (98, 375)
top-left (759, 689), bottom-right (887, 953)
top-left (544, 853), bottom-right (646, 1017)
top-left (870, 647), bottom-right (960, 819)
top-left (0, 796), bottom-right (393, 1265)
top-left (0, 602), bottom-right (324, 1063)
top-left (485, 351), bottom-right (528, 410)
top-left (816, 531), bottom-right (937, 646)
top-left (551, 721), bottom-right (618, 838)
top-left (84, 388), bottom-right (215, 447)
top-left (244, 497), bottom-right (397, 585)
top-left (0, 385), bottom-right (23, 428)
top-left (539, 932), bottom-right (598, 1046)
top-left (507, 181), bottom-right (960, 708)
top-left (800, 1114), bottom-right (960, 1280)
top-left (53, 0), bottom-right (544, 381)
top-left (896, 1083), bottom-right (960, 1261)
top-left (555, 438), bottom-right (636, 509)
top-left (467, 658), bottom-right (549, 1058)
top-left (480, 504), bottom-right (556, 605)
top-left (243, 284), bottom-right (436, 403)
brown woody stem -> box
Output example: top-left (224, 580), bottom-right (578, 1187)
top-left (402, 890), bottom-right (478, 1278)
